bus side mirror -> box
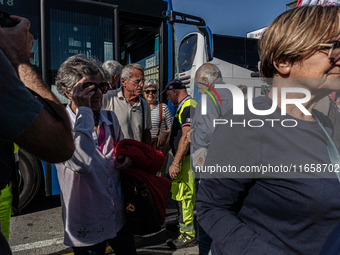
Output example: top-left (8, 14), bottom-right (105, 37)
top-left (198, 26), bottom-right (213, 62)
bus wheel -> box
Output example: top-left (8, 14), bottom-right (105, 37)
top-left (16, 149), bottom-right (43, 212)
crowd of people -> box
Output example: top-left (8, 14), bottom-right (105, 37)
top-left (2, 4), bottom-right (340, 255)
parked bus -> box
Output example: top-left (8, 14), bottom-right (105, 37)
top-left (2, 0), bottom-right (212, 210)
top-left (178, 32), bottom-right (267, 100)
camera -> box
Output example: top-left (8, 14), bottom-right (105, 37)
top-left (0, 11), bottom-right (18, 28)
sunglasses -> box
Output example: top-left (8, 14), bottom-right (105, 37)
top-left (319, 41), bottom-right (340, 63)
top-left (82, 82), bottom-right (109, 94)
top-left (144, 90), bottom-right (157, 95)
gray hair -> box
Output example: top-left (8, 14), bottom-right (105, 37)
top-left (56, 54), bottom-right (107, 98)
top-left (195, 63), bottom-right (222, 85)
top-left (102, 60), bottom-right (123, 79)
top-left (144, 79), bottom-right (159, 91)
top-left (121, 63), bottom-right (144, 81)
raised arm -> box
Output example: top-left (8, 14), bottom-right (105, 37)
top-left (169, 105), bottom-right (192, 179)
top-left (0, 15), bottom-right (74, 163)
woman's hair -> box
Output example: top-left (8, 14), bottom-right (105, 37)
top-left (120, 63), bottom-right (144, 81)
top-left (56, 54), bottom-right (107, 98)
top-left (144, 79), bottom-right (159, 91)
top-left (259, 5), bottom-right (340, 80)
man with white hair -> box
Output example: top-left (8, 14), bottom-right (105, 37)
top-left (102, 63), bottom-right (152, 145)
top-left (191, 63), bottom-right (233, 152)
top-left (190, 63), bottom-right (234, 255)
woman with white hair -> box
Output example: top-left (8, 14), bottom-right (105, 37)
top-left (55, 54), bottom-right (136, 255)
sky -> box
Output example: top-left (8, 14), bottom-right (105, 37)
top-left (171, 0), bottom-right (293, 42)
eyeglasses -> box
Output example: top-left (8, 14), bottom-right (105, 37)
top-left (144, 89), bottom-right (157, 95)
top-left (319, 41), bottom-right (340, 63)
top-left (130, 79), bottom-right (145, 84)
top-left (82, 82), bottom-right (109, 94)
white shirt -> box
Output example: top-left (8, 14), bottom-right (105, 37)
top-left (56, 105), bottom-right (125, 247)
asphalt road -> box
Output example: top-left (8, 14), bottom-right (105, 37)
top-left (8, 193), bottom-right (199, 255)
top-left (9, 195), bottom-right (71, 255)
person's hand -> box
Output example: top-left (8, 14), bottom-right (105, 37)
top-left (71, 78), bottom-right (95, 109)
top-left (169, 164), bottom-right (180, 179)
top-left (156, 132), bottom-right (169, 147)
top-left (115, 156), bottom-right (132, 170)
top-left (0, 15), bottom-right (33, 69)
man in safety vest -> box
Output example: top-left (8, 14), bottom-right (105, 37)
top-left (162, 79), bottom-right (197, 249)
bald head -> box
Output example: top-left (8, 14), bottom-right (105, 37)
top-left (195, 63), bottom-right (222, 85)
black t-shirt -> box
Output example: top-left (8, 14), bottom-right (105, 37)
top-left (170, 97), bottom-right (196, 155)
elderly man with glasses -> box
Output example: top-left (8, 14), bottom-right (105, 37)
top-left (103, 63), bottom-right (152, 145)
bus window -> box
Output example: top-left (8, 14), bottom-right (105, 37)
top-left (43, 0), bottom-right (116, 104)
top-left (178, 33), bottom-right (198, 73)
top-left (245, 39), bottom-right (260, 72)
top-left (49, 10), bottom-right (114, 70)
top-left (214, 35), bottom-right (245, 67)
top-left (213, 34), bottom-right (259, 72)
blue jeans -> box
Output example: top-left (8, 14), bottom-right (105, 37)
top-left (72, 224), bottom-right (136, 255)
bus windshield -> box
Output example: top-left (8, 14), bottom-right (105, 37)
top-left (213, 34), bottom-right (259, 72)
top-left (178, 33), bottom-right (197, 73)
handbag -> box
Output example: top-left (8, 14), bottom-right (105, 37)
top-left (106, 111), bottom-right (162, 235)
top-left (151, 137), bottom-right (158, 149)
top-left (120, 173), bottom-right (161, 235)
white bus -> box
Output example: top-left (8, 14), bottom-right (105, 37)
top-left (178, 32), bottom-right (267, 100)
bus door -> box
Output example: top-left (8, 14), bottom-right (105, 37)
top-left (41, 0), bottom-right (118, 195)
top-left (118, 12), bottom-right (166, 98)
